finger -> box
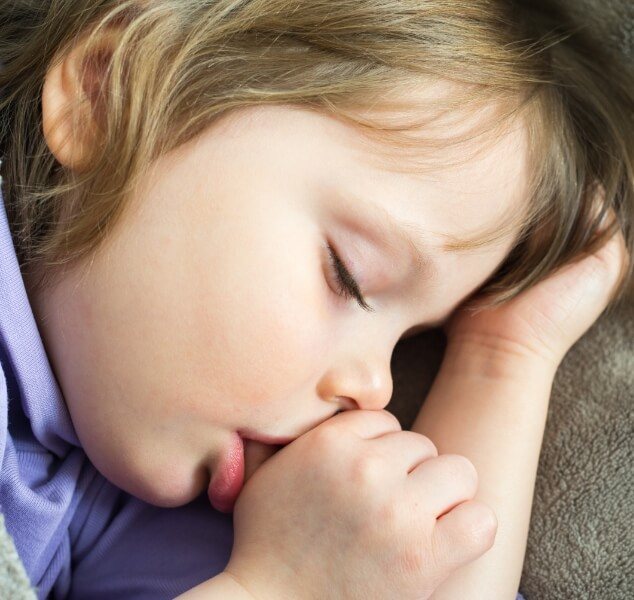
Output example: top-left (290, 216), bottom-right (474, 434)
top-left (327, 408), bottom-right (403, 440)
top-left (554, 227), bottom-right (629, 319)
top-left (564, 226), bottom-right (627, 288)
top-left (364, 430), bottom-right (438, 474)
top-left (596, 227), bottom-right (630, 304)
top-left (408, 454), bottom-right (478, 518)
top-left (587, 202), bottom-right (630, 302)
top-left (432, 499), bottom-right (498, 572)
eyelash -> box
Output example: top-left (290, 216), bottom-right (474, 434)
top-left (326, 243), bottom-right (374, 312)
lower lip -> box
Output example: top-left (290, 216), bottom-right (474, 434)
top-left (207, 432), bottom-right (244, 513)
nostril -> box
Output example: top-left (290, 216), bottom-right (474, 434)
top-left (335, 396), bottom-right (359, 411)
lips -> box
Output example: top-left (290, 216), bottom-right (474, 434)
top-left (207, 432), bottom-right (245, 513)
top-left (207, 430), bottom-right (294, 513)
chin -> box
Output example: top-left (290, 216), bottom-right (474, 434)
top-left (95, 457), bottom-right (209, 508)
top-left (130, 483), bottom-right (203, 508)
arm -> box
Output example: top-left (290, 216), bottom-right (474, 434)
top-left (411, 223), bottom-right (628, 599)
top-left (410, 339), bottom-right (555, 599)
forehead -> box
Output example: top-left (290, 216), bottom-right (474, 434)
top-left (209, 86), bottom-right (531, 250)
top-left (332, 82), bottom-right (532, 251)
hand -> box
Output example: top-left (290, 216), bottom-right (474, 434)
top-left (444, 227), bottom-right (630, 367)
top-left (223, 410), bottom-right (497, 600)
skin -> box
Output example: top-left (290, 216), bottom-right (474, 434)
top-left (29, 44), bottom-right (530, 509)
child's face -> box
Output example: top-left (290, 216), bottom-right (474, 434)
top-left (29, 103), bottom-right (529, 508)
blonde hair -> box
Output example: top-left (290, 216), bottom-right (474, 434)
top-left (1, 0), bottom-right (632, 307)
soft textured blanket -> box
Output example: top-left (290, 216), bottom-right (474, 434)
top-left (0, 513), bottom-right (35, 599)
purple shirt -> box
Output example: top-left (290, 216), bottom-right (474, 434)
top-left (0, 185), bottom-right (233, 599)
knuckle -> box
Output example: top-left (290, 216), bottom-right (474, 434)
top-left (473, 513), bottom-right (498, 551)
top-left (398, 431), bottom-right (438, 460)
top-left (460, 503), bottom-right (498, 551)
top-left (351, 451), bottom-right (384, 486)
top-left (415, 433), bottom-right (438, 457)
top-left (372, 409), bottom-right (402, 430)
top-left (329, 408), bottom-right (401, 432)
top-left (445, 455), bottom-right (478, 488)
top-left (308, 424), bottom-right (343, 454)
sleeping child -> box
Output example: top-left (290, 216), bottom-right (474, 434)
top-left (0, 1), bottom-right (631, 598)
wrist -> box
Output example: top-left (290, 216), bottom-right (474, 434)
top-left (443, 333), bottom-right (560, 383)
top-left (174, 571), bottom-right (262, 599)
top-left (222, 562), bottom-right (306, 600)
top-left (216, 572), bottom-right (262, 600)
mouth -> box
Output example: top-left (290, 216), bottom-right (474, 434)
top-left (207, 432), bottom-right (245, 513)
top-left (208, 430), bottom-right (293, 513)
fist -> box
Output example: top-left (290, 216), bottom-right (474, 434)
top-left (225, 410), bottom-right (497, 600)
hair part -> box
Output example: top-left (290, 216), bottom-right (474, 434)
top-left (0, 0), bottom-right (632, 308)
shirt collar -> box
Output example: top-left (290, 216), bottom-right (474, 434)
top-left (0, 179), bottom-right (81, 455)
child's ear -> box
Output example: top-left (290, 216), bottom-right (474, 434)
top-left (42, 28), bottom-right (121, 172)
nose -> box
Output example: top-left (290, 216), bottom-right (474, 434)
top-left (317, 354), bottom-right (393, 412)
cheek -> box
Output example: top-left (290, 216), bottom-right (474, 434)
top-left (187, 222), bottom-right (329, 414)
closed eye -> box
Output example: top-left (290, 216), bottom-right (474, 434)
top-left (326, 242), bottom-right (374, 312)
